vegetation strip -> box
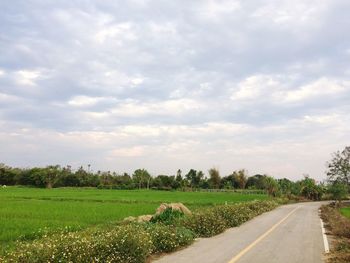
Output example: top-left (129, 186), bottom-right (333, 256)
top-left (0, 200), bottom-right (280, 263)
top-left (320, 203), bottom-right (350, 263)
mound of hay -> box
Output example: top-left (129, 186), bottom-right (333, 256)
top-left (156, 203), bottom-right (191, 216)
top-left (137, 215), bottom-right (153, 222)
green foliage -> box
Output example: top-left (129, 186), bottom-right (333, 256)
top-left (4, 224), bottom-right (153, 263)
top-left (232, 169), bottom-right (248, 189)
top-left (185, 169), bottom-right (204, 189)
top-left (3, 223), bottom-right (195, 262)
top-left (340, 207), bottom-right (350, 219)
top-left (180, 208), bottom-right (227, 237)
top-left (208, 168), bottom-right (221, 189)
top-left (299, 175), bottom-right (324, 200)
top-left (150, 208), bottom-right (184, 225)
top-left (0, 187), bottom-right (268, 251)
top-left (132, 169), bottom-right (151, 189)
top-left (211, 201), bottom-right (279, 228)
top-left (329, 183), bottom-right (348, 203)
top-left (326, 146), bottom-right (350, 186)
top-left (2, 199), bottom-right (279, 262)
top-left (263, 176), bottom-right (280, 197)
top-left (144, 224), bottom-right (194, 253)
top-left (246, 174), bottom-right (266, 189)
top-left (180, 200), bottom-right (278, 237)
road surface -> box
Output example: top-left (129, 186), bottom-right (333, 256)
top-left (153, 202), bottom-right (327, 263)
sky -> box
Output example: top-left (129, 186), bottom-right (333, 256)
top-left (0, 0), bottom-right (349, 181)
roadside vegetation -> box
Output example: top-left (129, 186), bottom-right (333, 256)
top-left (321, 146), bottom-right (350, 263)
top-left (321, 204), bottom-right (350, 263)
top-left (0, 187), bottom-right (267, 252)
top-left (0, 200), bottom-right (279, 263)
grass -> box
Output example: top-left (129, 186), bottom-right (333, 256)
top-left (321, 204), bottom-right (350, 263)
top-left (340, 207), bottom-right (350, 218)
top-left (0, 186), bottom-right (268, 253)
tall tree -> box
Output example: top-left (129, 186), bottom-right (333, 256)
top-left (232, 169), bottom-right (248, 189)
top-left (185, 169), bottom-right (203, 189)
top-left (132, 169), bottom-right (151, 189)
top-left (326, 146), bottom-right (350, 186)
top-left (208, 168), bottom-right (221, 189)
top-left (263, 176), bottom-right (279, 197)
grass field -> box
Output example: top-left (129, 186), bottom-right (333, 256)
top-left (340, 207), bottom-right (350, 218)
top-left (0, 186), bottom-right (268, 253)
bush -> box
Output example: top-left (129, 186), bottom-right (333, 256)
top-left (4, 225), bottom-right (153, 263)
top-left (179, 208), bottom-right (227, 237)
top-left (179, 200), bottom-right (278, 237)
top-left (3, 200), bottom-right (279, 262)
top-left (144, 224), bottom-right (194, 253)
top-left (150, 208), bottom-right (184, 225)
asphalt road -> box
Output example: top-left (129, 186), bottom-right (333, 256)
top-left (153, 202), bottom-right (327, 263)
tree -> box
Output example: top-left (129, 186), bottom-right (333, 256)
top-left (246, 174), bottom-right (266, 189)
top-left (328, 182), bottom-right (348, 205)
top-left (326, 146), bottom-right (350, 186)
top-left (44, 165), bottom-right (61, 188)
top-left (185, 169), bottom-right (203, 189)
top-left (132, 169), bottom-right (151, 189)
top-left (232, 169), bottom-right (248, 189)
top-left (263, 176), bottom-right (279, 197)
top-left (176, 169), bottom-right (182, 182)
top-left (208, 168), bottom-right (221, 189)
top-left (277, 178), bottom-right (294, 196)
top-left (299, 175), bottom-right (323, 201)
top-left (0, 164), bottom-right (17, 185)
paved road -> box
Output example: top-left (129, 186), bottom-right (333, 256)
top-left (153, 202), bottom-right (327, 263)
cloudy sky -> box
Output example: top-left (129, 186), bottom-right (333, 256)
top-left (0, 0), bottom-right (349, 180)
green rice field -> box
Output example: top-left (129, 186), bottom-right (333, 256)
top-left (0, 186), bottom-right (268, 253)
top-left (340, 207), bottom-right (350, 218)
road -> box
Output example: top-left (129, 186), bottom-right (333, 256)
top-left (153, 202), bottom-right (327, 263)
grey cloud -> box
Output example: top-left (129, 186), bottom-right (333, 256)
top-left (0, 0), bottom-right (349, 179)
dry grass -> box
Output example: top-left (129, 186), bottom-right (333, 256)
top-left (321, 203), bottom-right (350, 263)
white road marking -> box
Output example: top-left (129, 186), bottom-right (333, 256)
top-left (320, 219), bottom-right (330, 253)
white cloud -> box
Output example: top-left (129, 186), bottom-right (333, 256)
top-left (231, 75), bottom-right (283, 100)
top-left (231, 75), bottom-right (349, 105)
top-left (284, 78), bottom-right (348, 102)
top-left (198, 0), bottom-right (241, 20)
top-left (95, 22), bottom-right (137, 44)
top-left (15, 70), bottom-right (41, 86)
top-left (251, 1), bottom-right (328, 28)
top-left (110, 146), bottom-right (145, 157)
top-left (110, 98), bottom-right (202, 117)
top-left (68, 96), bottom-right (117, 107)
top-left (303, 114), bottom-right (339, 124)
top-left (0, 93), bottom-right (21, 103)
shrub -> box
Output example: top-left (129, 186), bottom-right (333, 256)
top-left (144, 224), bottom-right (194, 253)
top-left (150, 208), bottom-right (184, 225)
top-left (4, 225), bottom-right (153, 263)
top-left (178, 200), bottom-right (278, 237)
top-left (3, 200), bottom-right (279, 262)
top-left (179, 208), bottom-right (227, 237)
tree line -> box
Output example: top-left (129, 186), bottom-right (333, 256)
top-left (0, 164), bottom-right (324, 199)
top-left (1, 146), bottom-right (349, 201)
